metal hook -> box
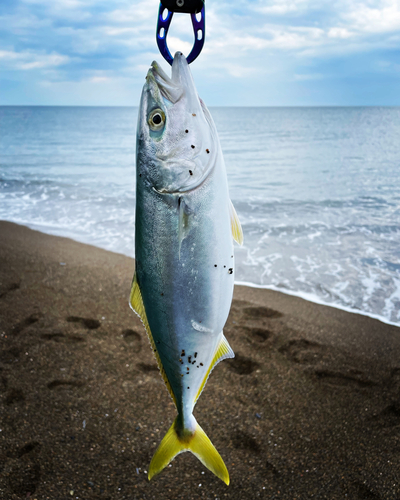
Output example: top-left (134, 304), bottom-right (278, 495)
top-left (156, 2), bottom-right (205, 65)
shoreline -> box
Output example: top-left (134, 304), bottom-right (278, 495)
top-left (1, 220), bottom-right (400, 499)
top-left (236, 280), bottom-right (400, 328)
top-left (2, 218), bottom-right (398, 329)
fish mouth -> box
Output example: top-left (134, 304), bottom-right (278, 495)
top-left (149, 52), bottom-right (200, 107)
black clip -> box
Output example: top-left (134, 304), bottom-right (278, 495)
top-left (156, 0), bottom-right (205, 65)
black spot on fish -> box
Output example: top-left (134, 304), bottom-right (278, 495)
top-left (224, 265), bottom-right (226, 268)
top-left (181, 350), bottom-right (185, 356)
top-left (228, 268), bottom-right (233, 274)
top-left (191, 145), bottom-right (195, 149)
top-left (188, 356), bottom-right (192, 363)
top-left (194, 352), bottom-right (197, 358)
top-left (189, 170), bottom-right (193, 175)
top-left (206, 149), bottom-right (210, 154)
top-left (192, 361), bottom-right (196, 365)
top-left (200, 363), bottom-right (203, 366)
top-left (187, 387), bottom-right (190, 389)
top-left (214, 264), bottom-right (217, 267)
top-left (197, 365), bottom-right (199, 368)
top-left (139, 174), bottom-right (142, 177)
top-left (161, 293), bottom-right (164, 296)
top-left (185, 129), bottom-right (189, 133)
top-left (231, 255), bottom-right (233, 258)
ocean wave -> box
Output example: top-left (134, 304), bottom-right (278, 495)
top-left (1, 105), bottom-right (399, 325)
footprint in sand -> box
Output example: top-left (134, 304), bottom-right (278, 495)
top-left (239, 326), bottom-right (273, 344)
top-left (41, 332), bottom-right (85, 343)
top-left (47, 380), bottom-right (85, 390)
top-left (122, 329), bottom-right (142, 353)
top-left (243, 306), bottom-right (283, 319)
top-left (314, 369), bottom-right (377, 388)
top-left (279, 339), bottom-right (324, 364)
top-left (17, 442), bottom-right (41, 458)
top-left (138, 362), bottom-right (158, 373)
top-left (231, 430), bottom-right (261, 453)
top-left (66, 316), bottom-right (100, 330)
top-left (226, 353), bottom-right (260, 375)
top-left (373, 401), bottom-right (400, 428)
top-left (11, 312), bottom-right (41, 335)
top-left (0, 282), bottom-right (20, 299)
top-left (5, 388), bottom-right (25, 405)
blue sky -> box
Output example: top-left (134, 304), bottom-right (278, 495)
top-left (1, 0), bottom-right (400, 106)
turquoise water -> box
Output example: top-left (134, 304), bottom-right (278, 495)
top-left (1, 105), bottom-right (399, 324)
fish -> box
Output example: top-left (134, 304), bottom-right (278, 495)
top-left (130, 52), bottom-right (243, 485)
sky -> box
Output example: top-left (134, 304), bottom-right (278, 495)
top-left (1, 0), bottom-right (400, 106)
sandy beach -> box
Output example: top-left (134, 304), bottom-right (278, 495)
top-left (1, 220), bottom-right (400, 500)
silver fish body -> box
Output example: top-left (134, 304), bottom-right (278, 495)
top-left (130, 52), bottom-right (243, 484)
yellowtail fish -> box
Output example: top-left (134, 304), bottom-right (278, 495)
top-left (130, 52), bottom-right (243, 485)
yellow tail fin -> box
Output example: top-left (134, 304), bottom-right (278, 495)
top-left (148, 416), bottom-right (230, 485)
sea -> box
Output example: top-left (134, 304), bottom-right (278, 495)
top-left (1, 106), bottom-right (399, 326)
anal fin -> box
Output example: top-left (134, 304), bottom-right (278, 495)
top-left (194, 333), bottom-right (234, 404)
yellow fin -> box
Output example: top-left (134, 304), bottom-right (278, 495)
top-left (129, 272), bottom-right (176, 406)
top-left (149, 416), bottom-right (230, 485)
top-left (195, 334), bottom-right (234, 404)
top-left (229, 200), bottom-right (243, 246)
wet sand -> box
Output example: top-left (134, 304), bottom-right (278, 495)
top-left (1, 220), bottom-right (400, 499)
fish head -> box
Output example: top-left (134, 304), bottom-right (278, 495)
top-left (137, 52), bottom-right (217, 194)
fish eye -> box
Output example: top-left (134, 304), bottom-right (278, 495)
top-left (148, 108), bottom-right (165, 131)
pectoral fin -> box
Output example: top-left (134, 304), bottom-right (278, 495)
top-left (178, 196), bottom-right (193, 260)
top-left (129, 272), bottom-right (176, 405)
top-left (229, 200), bottom-right (243, 245)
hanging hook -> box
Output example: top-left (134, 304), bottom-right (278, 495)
top-left (156, 0), bottom-right (205, 65)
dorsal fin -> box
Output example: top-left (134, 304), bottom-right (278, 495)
top-left (129, 272), bottom-right (177, 406)
top-left (229, 200), bottom-right (243, 245)
top-left (194, 333), bottom-right (234, 404)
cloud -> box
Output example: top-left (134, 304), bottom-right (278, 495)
top-left (327, 27), bottom-right (353, 39)
top-left (0, 48), bottom-right (69, 70)
top-left (253, 0), bottom-right (314, 15)
top-left (345, 0), bottom-right (400, 33)
top-left (1, 0), bottom-right (400, 105)
top-left (293, 72), bottom-right (324, 80)
top-left (105, 0), bottom-right (159, 24)
top-left (89, 75), bottom-right (112, 83)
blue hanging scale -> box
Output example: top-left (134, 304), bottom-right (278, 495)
top-left (156, 0), bottom-right (205, 65)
